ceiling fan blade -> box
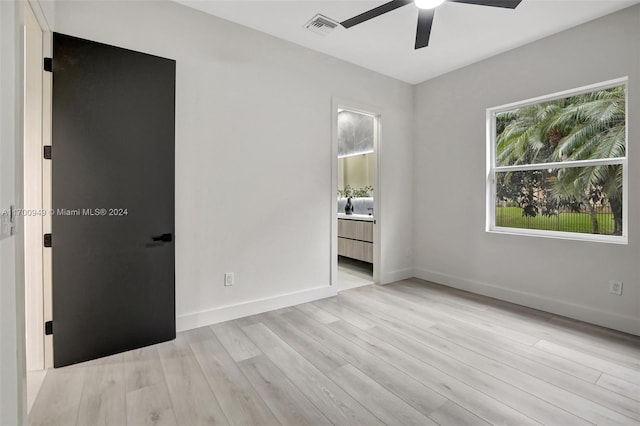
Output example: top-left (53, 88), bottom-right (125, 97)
top-left (341, 0), bottom-right (413, 28)
top-left (448, 0), bottom-right (522, 9)
top-left (415, 8), bottom-right (435, 49)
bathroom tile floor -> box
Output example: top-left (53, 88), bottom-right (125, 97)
top-left (337, 256), bottom-right (373, 291)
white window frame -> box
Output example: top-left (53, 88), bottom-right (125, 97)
top-left (486, 77), bottom-right (629, 244)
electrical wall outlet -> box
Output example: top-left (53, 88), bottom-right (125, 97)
top-left (609, 280), bottom-right (623, 296)
top-left (224, 272), bottom-right (234, 287)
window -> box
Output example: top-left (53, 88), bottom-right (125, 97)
top-left (486, 78), bottom-right (628, 243)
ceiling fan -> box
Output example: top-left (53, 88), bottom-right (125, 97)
top-left (341, 0), bottom-right (523, 49)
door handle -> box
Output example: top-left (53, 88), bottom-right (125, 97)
top-left (152, 233), bottom-right (173, 242)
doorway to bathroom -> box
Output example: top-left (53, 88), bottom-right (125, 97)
top-left (331, 102), bottom-right (380, 291)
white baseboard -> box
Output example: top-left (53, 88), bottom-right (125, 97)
top-left (413, 267), bottom-right (640, 336)
top-left (176, 285), bottom-right (337, 332)
top-left (381, 268), bottom-right (414, 285)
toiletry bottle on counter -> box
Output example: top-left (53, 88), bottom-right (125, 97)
top-left (345, 197), bottom-right (354, 215)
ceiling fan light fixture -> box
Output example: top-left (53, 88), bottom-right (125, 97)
top-left (341, 0), bottom-right (522, 49)
top-left (414, 0), bottom-right (446, 9)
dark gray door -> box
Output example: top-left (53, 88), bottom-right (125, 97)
top-left (51, 33), bottom-right (176, 367)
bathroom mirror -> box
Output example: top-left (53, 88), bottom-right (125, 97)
top-left (337, 109), bottom-right (375, 203)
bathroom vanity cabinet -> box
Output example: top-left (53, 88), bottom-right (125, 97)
top-left (338, 217), bottom-right (373, 263)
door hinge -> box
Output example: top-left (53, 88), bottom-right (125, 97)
top-left (44, 145), bottom-right (52, 160)
top-left (43, 57), bottom-right (53, 72)
top-left (44, 233), bottom-right (52, 247)
top-left (44, 321), bottom-right (53, 335)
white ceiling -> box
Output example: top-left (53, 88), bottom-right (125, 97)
top-left (175, 0), bottom-right (639, 84)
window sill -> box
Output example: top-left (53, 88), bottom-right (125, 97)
top-left (487, 226), bottom-right (628, 245)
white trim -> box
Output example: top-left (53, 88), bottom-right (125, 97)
top-left (27, 1), bottom-right (50, 32)
top-left (372, 108), bottom-right (381, 285)
top-left (413, 268), bottom-right (640, 336)
top-left (176, 285), bottom-right (337, 332)
top-left (41, 29), bottom-right (53, 370)
top-left (23, 0), bottom-right (44, 373)
top-left (488, 227), bottom-right (627, 245)
top-left (488, 77), bottom-right (628, 114)
top-left (486, 78), bottom-right (628, 244)
top-left (622, 77), bottom-right (629, 245)
top-left (494, 157), bottom-right (625, 173)
top-left (330, 99), bottom-right (338, 288)
top-left (485, 105), bottom-right (495, 233)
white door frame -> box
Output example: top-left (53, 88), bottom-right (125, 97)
top-left (23, 0), bottom-right (53, 372)
top-left (41, 20), bottom-right (53, 371)
top-left (24, 0), bottom-right (44, 372)
top-left (330, 97), bottom-right (382, 289)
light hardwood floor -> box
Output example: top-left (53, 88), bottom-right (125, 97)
top-left (29, 279), bottom-right (640, 426)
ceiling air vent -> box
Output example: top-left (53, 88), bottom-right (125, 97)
top-left (304, 14), bottom-right (340, 36)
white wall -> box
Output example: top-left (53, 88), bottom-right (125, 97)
top-left (413, 5), bottom-right (640, 335)
top-left (53, 0), bottom-right (414, 330)
top-left (0, 0), bottom-right (26, 424)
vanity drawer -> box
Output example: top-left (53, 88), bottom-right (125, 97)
top-left (338, 237), bottom-right (373, 263)
top-left (338, 219), bottom-right (373, 242)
